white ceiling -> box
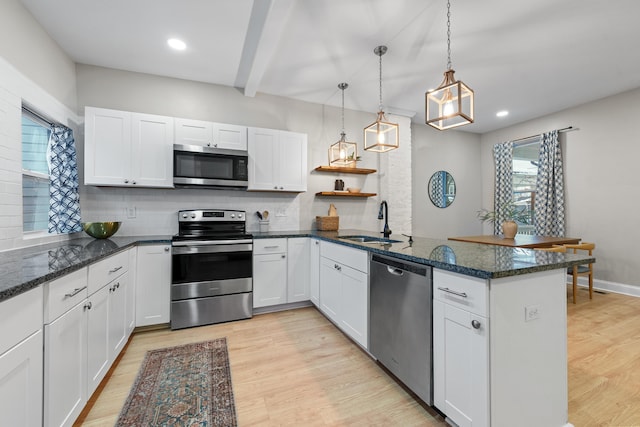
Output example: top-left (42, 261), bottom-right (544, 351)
top-left (19, 0), bottom-right (640, 134)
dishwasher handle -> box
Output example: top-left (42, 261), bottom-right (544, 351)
top-left (386, 266), bottom-right (404, 276)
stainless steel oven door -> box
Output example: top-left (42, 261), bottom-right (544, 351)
top-left (171, 240), bottom-right (252, 285)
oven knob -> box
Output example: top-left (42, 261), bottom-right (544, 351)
top-left (190, 213), bottom-right (196, 219)
top-left (238, 213), bottom-right (243, 219)
top-left (230, 214), bottom-right (235, 218)
top-left (182, 213), bottom-right (188, 219)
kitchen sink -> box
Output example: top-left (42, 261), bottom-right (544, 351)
top-left (338, 235), bottom-right (401, 244)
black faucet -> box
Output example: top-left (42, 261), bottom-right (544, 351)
top-left (378, 200), bottom-right (392, 238)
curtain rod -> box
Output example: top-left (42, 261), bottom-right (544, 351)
top-left (22, 105), bottom-right (55, 127)
top-left (511, 126), bottom-right (577, 145)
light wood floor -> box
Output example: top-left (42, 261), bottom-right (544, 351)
top-left (78, 288), bottom-right (640, 427)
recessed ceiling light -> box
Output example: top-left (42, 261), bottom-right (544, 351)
top-left (496, 110), bottom-right (509, 117)
top-left (167, 38), bottom-right (186, 51)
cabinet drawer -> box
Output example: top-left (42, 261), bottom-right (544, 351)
top-left (0, 287), bottom-right (43, 355)
top-left (44, 268), bottom-right (88, 323)
top-left (253, 238), bottom-right (287, 255)
top-left (433, 269), bottom-right (488, 317)
top-left (320, 241), bottom-right (368, 273)
top-left (88, 250), bottom-right (129, 295)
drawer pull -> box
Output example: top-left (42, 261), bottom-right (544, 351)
top-left (263, 245), bottom-right (280, 249)
top-left (109, 266), bottom-right (123, 274)
top-left (471, 320), bottom-right (481, 329)
top-left (84, 301), bottom-right (92, 311)
top-left (437, 287), bottom-right (468, 298)
top-left (64, 286), bottom-right (87, 298)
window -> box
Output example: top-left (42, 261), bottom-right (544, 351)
top-left (22, 107), bottom-right (51, 233)
top-left (512, 140), bottom-right (540, 234)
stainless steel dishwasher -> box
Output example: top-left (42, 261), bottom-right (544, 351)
top-left (370, 253), bottom-right (433, 405)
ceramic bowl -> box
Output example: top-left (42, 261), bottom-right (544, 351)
top-left (347, 187), bottom-right (361, 193)
top-left (82, 222), bottom-right (122, 239)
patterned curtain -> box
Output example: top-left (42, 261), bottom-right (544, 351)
top-left (47, 125), bottom-right (82, 234)
top-left (493, 141), bottom-right (513, 235)
top-left (534, 130), bottom-right (565, 236)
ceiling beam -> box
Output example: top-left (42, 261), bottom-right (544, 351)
top-left (234, 0), bottom-right (295, 97)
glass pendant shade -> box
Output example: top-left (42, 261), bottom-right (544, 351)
top-left (329, 133), bottom-right (358, 167)
top-left (364, 111), bottom-right (399, 153)
top-left (426, 69), bottom-right (474, 130)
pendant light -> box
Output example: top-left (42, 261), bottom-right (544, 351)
top-left (364, 45), bottom-right (399, 152)
top-left (425, 0), bottom-right (474, 130)
top-left (329, 83), bottom-right (358, 167)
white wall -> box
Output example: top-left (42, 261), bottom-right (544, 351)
top-left (76, 64), bottom-right (412, 235)
top-left (480, 88), bottom-right (640, 290)
top-left (0, 0), bottom-right (80, 252)
top-left (411, 123), bottom-right (483, 239)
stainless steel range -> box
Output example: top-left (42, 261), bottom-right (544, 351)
top-left (171, 209), bottom-right (253, 330)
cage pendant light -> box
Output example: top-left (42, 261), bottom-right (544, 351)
top-left (364, 46), bottom-right (399, 152)
top-left (425, 0), bottom-right (474, 130)
top-left (329, 83), bottom-right (358, 167)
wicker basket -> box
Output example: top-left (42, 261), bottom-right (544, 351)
top-left (316, 216), bottom-right (339, 231)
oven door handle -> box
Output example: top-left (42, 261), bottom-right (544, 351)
top-left (171, 243), bottom-right (253, 255)
top-left (172, 239), bottom-right (253, 246)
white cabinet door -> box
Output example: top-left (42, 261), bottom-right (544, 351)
top-left (434, 300), bottom-right (489, 427)
top-left (0, 330), bottom-right (43, 427)
top-left (309, 239), bottom-right (320, 307)
top-left (131, 112), bottom-right (174, 187)
top-left (278, 130), bottom-right (307, 192)
top-left (136, 244), bottom-right (171, 327)
top-left (247, 127), bottom-right (278, 190)
top-left (108, 272), bottom-right (128, 359)
top-left (287, 237), bottom-right (310, 303)
top-left (319, 256), bottom-right (342, 324)
top-left (247, 127), bottom-right (307, 192)
top-left (84, 107), bottom-right (132, 186)
top-left (175, 118), bottom-right (213, 146)
top-left (253, 253), bottom-right (287, 308)
top-left (44, 301), bottom-right (88, 427)
top-left (339, 264), bottom-right (368, 348)
top-left (84, 107), bottom-right (174, 188)
top-left (213, 123), bottom-right (247, 150)
top-left (86, 284), bottom-right (110, 397)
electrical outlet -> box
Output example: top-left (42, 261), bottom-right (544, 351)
top-left (126, 207), bottom-right (137, 219)
top-left (525, 304), bottom-right (541, 322)
top-left (275, 208), bottom-right (286, 217)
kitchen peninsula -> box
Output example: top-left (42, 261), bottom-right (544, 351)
top-left (0, 231), bottom-right (592, 427)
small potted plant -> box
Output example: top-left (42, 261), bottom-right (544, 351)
top-left (477, 201), bottom-right (531, 239)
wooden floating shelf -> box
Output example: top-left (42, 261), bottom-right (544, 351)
top-left (314, 166), bottom-right (377, 175)
top-left (315, 192), bottom-right (377, 198)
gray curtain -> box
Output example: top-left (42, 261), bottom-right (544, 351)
top-left (534, 130), bottom-right (565, 236)
top-left (493, 141), bottom-right (513, 235)
top-left (47, 125), bottom-right (82, 234)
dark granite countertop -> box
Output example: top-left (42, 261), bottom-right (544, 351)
top-left (253, 229), bottom-right (595, 280)
top-left (0, 236), bottom-right (171, 303)
top-left (1, 230), bottom-right (594, 304)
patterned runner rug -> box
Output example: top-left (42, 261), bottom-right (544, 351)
top-left (116, 338), bottom-right (237, 426)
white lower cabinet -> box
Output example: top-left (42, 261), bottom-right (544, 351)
top-left (86, 283), bottom-right (110, 397)
top-left (433, 300), bottom-right (489, 427)
top-left (45, 300), bottom-right (88, 427)
top-left (136, 244), bottom-right (171, 326)
top-left (253, 238), bottom-right (311, 308)
top-left (0, 287), bottom-right (43, 427)
top-left (318, 241), bottom-right (368, 349)
top-left (309, 238), bottom-right (320, 307)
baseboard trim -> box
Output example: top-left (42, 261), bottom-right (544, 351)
top-left (575, 277), bottom-right (640, 298)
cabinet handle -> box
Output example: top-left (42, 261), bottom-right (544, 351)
top-left (279, 186), bottom-right (284, 190)
top-left (109, 266), bottom-right (123, 274)
top-left (264, 245), bottom-right (280, 249)
top-left (334, 264), bottom-right (342, 271)
top-left (124, 179), bottom-right (129, 184)
top-left (437, 287), bottom-right (468, 298)
top-left (213, 143), bottom-right (218, 148)
top-left (315, 241), bottom-right (319, 245)
top-left (471, 320), bottom-right (481, 329)
top-left (132, 180), bottom-right (136, 185)
top-left (84, 301), bottom-right (92, 310)
top-left (64, 286), bottom-right (87, 298)
top-left (274, 186), bottom-right (278, 189)
top-left (164, 247), bottom-right (170, 252)
top-left (281, 254), bottom-right (286, 259)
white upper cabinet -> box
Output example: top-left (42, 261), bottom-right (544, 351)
top-left (247, 127), bottom-right (307, 192)
top-left (175, 118), bottom-right (247, 151)
top-left (84, 107), bottom-right (174, 188)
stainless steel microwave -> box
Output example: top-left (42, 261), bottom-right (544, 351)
top-left (173, 144), bottom-right (249, 189)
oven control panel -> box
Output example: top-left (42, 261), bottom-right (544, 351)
top-left (178, 209), bottom-right (245, 222)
